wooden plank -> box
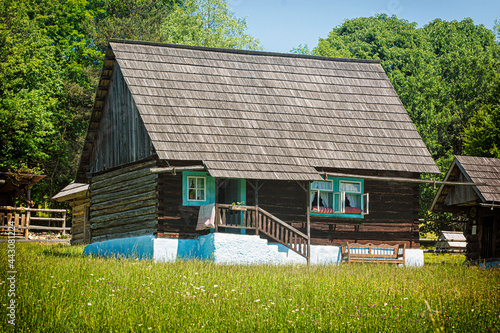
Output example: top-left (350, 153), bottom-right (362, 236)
top-left (29, 217), bottom-right (65, 222)
top-left (91, 227), bottom-right (156, 244)
top-left (91, 199), bottom-right (157, 217)
top-left (91, 191), bottom-right (156, 212)
top-left (0, 207), bottom-right (66, 213)
top-left (91, 175), bottom-right (157, 198)
top-left (91, 213), bottom-right (157, 230)
top-left (21, 214), bottom-right (28, 239)
top-left (91, 220), bottom-right (157, 237)
top-left (92, 167), bottom-right (157, 190)
top-left (91, 205), bottom-right (157, 224)
top-left (0, 226), bottom-right (71, 231)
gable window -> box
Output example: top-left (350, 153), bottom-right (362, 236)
top-left (182, 171), bottom-right (215, 206)
top-left (309, 177), bottom-right (369, 218)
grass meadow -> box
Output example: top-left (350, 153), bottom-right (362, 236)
top-left (1, 243), bottom-right (499, 332)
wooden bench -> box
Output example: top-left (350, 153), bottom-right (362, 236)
top-left (341, 243), bottom-right (405, 265)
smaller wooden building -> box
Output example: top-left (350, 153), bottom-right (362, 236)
top-left (52, 182), bottom-right (90, 245)
top-left (431, 156), bottom-right (500, 262)
top-left (435, 231), bottom-right (466, 253)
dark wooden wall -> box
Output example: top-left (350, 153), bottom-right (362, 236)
top-left (464, 208), bottom-right (500, 261)
top-left (157, 172), bottom-right (209, 238)
top-left (91, 63), bottom-right (153, 174)
top-left (155, 170), bottom-right (421, 247)
top-left (247, 171), bottom-right (421, 248)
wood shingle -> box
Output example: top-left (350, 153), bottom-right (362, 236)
top-left (78, 39), bottom-right (439, 181)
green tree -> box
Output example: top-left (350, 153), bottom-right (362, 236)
top-left (463, 78), bottom-right (500, 158)
top-left (161, 0), bottom-right (260, 49)
top-left (1, 0), bottom-right (260, 204)
top-left (0, 0), bottom-right (63, 172)
top-left (314, 15), bottom-right (500, 165)
top-left (83, 0), bottom-right (179, 55)
top-left (463, 105), bottom-right (500, 158)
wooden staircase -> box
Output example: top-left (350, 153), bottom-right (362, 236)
top-left (215, 204), bottom-right (309, 260)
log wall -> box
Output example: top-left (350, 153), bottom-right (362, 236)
top-left (247, 171), bottom-right (421, 248)
top-left (91, 63), bottom-right (153, 174)
top-left (70, 198), bottom-right (90, 245)
top-left (89, 160), bottom-right (158, 243)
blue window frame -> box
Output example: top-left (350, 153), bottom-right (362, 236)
top-left (309, 177), bottom-right (369, 219)
top-left (182, 171), bottom-right (215, 206)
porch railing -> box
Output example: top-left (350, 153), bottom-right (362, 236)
top-left (215, 204), bottom-right (309, 260)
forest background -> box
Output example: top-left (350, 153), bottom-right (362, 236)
top-left (1, 0), bottom-right (499, 231)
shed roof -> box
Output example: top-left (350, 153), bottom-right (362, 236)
top-left (438, 231), bottom-right (466, 242)
top-left (78, 39), bottom-right (439, 181)
top-left (52, 181), bottom-right (88, 202)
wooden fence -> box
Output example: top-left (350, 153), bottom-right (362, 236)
top-left (0, 206), bottom-right (68, 239)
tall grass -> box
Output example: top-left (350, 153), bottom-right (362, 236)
top-left (1, 243), bottom-right (499, 332)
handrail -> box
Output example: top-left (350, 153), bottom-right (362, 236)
top-left (215, 204), bottom-right (309, 260)
top-left (257, 208), bottom-right (308, 239)
top-left (0, 206), bottom-right (66, 213)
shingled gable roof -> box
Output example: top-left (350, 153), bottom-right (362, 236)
top-left (77, 39), bottom-right (439, 181)
top-left (430, 155), bottom-right (500, 211)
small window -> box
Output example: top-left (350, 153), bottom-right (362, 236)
top-left (187, 176), bottom-right (206, 201)
top-left (182, 171), bottom-right (215, 206)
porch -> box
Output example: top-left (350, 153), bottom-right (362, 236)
top-left (214, 203), bottom-right (309, 260)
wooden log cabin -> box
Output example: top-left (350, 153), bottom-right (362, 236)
top-left (431, 156), bottom-right (500, 266)
top-left (76, 39), bottom-right (440, 264)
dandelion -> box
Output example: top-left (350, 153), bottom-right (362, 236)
top-left (87, 303), bottom-right (92, 306)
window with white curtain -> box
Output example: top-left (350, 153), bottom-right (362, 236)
top-left (309, 177), bottom-right (369, 218)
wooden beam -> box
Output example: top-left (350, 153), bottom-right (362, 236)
top-left (324, 172), bottom-right (487, 186)
top-left (149, 165), bottom-right (206, 174)
top-left (479, 203), bottom-right (500, 209)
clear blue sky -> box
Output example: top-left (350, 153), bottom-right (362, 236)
top-left (228, 0), bottom-right (499, 53)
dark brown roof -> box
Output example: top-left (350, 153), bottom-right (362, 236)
top-left (80, 39), bottom-right (439, 181)
top-left (455, 155), bottom-right (500, 202)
